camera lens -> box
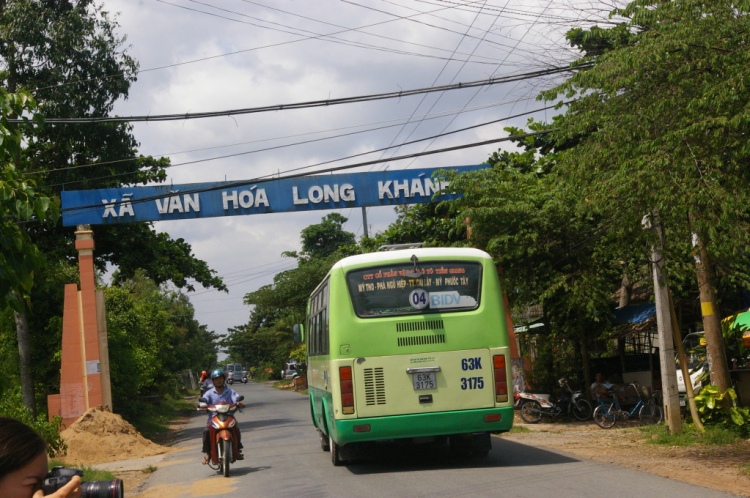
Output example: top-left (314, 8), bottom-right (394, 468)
top-left (81, 479), bottom-right (124, 498)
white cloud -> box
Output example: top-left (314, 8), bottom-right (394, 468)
top-left (90, 0), bottom-right (609, 341)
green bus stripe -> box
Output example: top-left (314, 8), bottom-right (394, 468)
top-left (331, 407), bottom-right (513, 445)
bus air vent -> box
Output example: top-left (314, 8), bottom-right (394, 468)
top-left (395, 320), bottom-right (444, 332)
top-left (397, 334), bottom-right (446, 347)
top-left (363, 367), bottom-right (386, 406)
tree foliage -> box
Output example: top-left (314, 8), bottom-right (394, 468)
top-left (104, 271), bottom-right (219, 418)
top-left (541, 0), bottom-right (750, 289)
top-left (0, 1), bottom-right (226, 414)
top-left (300, 213), bottom-right (356, 259)
top-left (0, 88), bottom-right (58, 311)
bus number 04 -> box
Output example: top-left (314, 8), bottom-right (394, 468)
top-left (460, 377), bottom-right (484, 390)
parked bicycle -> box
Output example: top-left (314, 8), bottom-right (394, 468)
top-left (593, 382), bottom-right (663, 429)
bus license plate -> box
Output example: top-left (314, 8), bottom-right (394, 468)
top-left (412, 372), bottom-right (436, 390)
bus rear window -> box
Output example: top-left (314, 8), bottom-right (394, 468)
top-left (346, 261), bottom-right (482, 317)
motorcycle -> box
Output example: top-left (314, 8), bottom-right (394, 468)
top-left (226, 371), bottom-right (234, 385)
top-left (198, 395), bottom-right (244, 477)
top-left (240, 370), bottom-right (248, 384)
top-left (516, 378), bottom-right (593, 423)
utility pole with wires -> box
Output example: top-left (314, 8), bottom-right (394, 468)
top-left (643, 211), bottom-right (682, 434)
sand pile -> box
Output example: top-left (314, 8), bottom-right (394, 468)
top-left (59, 406), bottom-right (172, 465)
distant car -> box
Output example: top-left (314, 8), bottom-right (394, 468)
top-left (282, 362), bottom-right (300, 380)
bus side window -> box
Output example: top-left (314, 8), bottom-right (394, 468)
top-left (309, 313), bottom-right (317, 356)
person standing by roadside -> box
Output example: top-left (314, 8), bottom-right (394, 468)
top-left (0, 417), bottom-right (82, 498)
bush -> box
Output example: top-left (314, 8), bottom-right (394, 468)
top-left (694, 385), bottom-right (750, 436)
top-left (0, 387), bottom-right (67, 457)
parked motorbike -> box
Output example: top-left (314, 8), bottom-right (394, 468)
top-left (516, 378), bottom-right (593, 423)
top-left (198, 395), bottom-right (244, 477)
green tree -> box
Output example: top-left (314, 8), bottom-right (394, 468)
top-left (374, 201), bottom-right (468, 248)
top-left (0, 0), bottom-right (225, 413)
top-left (540, 0), bottom-right (750, 395)
top-left (448, 141), bottom-right (624, 391)
top-left (0, 87), bottom-right (58, 414)
top-left (104, 271), bottom-right (219, 418)
top-left (0, 88), bottom-right (57, 310)
top-left (300, 213), bottom-right (356, 259)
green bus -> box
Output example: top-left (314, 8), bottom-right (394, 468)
top-left (294, 246), bottom-right (514, 465)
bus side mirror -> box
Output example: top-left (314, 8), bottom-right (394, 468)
top-left (292, 323), bottom-right (304, 342)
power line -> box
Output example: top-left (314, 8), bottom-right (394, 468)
top-left (24, 95), bottom-right (537, 176)
top-left (198, 0), bottom-right (514, 64)
top-left (41, 102), bottom-right (563, 188)
top-left (341, 0), bottom-right (545, 58)
top-left (29, 0), bottom-right (510, 94)
top-left (17, 65), bottom-right (583, 124)
top-left (158, 0), bottom-right (511, 69)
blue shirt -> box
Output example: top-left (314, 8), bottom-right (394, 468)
top-left (201, 386), bottom-right (240, 422)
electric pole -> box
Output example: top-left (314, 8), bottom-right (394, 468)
top-left (645, 212), bottom-right (682, 434)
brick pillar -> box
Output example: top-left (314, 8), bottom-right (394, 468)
top-left (75, 227), bottom-right (103, 409)
top-left (50, 227), bottom-right (106, 426)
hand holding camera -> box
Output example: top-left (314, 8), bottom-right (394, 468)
top-left (32, 473), bottom-right (80, 498)
top-left (41, 468), bottom-right (123, 498)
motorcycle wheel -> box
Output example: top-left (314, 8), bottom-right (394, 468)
top-left (221, 439), bottom-right (231, 477)
top-left (593, 405), bottom-right (617, 429)
top-left (572, 399), bottom-right (593, 421)
top-left (520, 400), bottom-right (543, 424)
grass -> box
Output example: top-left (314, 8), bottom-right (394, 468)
top-left (508, 425), bottom-right (531, 434)
top-left (47, 460), bottom-right (116, 482)
top-left (124, 395), bottom-right (197, 442)
top-left (741, 463), bottom-right (750, 477)
top-left (142, 465), bottom-right (158, 474)
top-left (640, 422), bottom-right (745, 447)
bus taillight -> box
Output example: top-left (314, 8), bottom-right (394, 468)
top-left (340, 366), bottom-right (355, 415)
top-left (493, 355), bottom-right (508, 403)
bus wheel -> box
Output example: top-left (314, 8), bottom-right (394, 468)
top-left (320, 430), bottom-right (330, 451)
top-left (471, 433), bottom-right (491, 457)
top-left (330, 434), bottom-right (346, 466)
top-left (449, 435), bottom-right (472, 458)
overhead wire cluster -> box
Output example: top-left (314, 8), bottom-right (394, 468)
top-left (18, 0), bottom-right (611, 314)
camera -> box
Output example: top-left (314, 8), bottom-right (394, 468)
top-left (43, 466), bottom-right (124, 498)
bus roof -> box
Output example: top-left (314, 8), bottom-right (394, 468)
top-left (332, 247), bottom-right (492, 270)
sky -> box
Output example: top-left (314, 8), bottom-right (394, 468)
top-left (95, 0), bottom-right (617, 355)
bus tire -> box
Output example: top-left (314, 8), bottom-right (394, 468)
top-left (320, 430), bottom-right (330, 451)
top-left (330, 434), bottom-right (346, 466)
top-left (449, 435), bottom-right (472, 458)
top-left (471, 432), bottom-right (491, 457)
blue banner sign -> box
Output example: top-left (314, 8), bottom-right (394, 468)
top-left (61, 165), bottom-right (489, 226)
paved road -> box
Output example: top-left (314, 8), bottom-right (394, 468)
top-left (133, 381), bottom-right (741, 498)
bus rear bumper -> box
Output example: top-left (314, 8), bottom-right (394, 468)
top-left (332, 407), bottom-right (514, 445)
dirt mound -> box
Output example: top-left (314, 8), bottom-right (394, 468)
top-left (58, 406), bottom-right (172, 465)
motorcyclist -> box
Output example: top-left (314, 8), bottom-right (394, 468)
top-left (199, 369), bottom-right (244, 464)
